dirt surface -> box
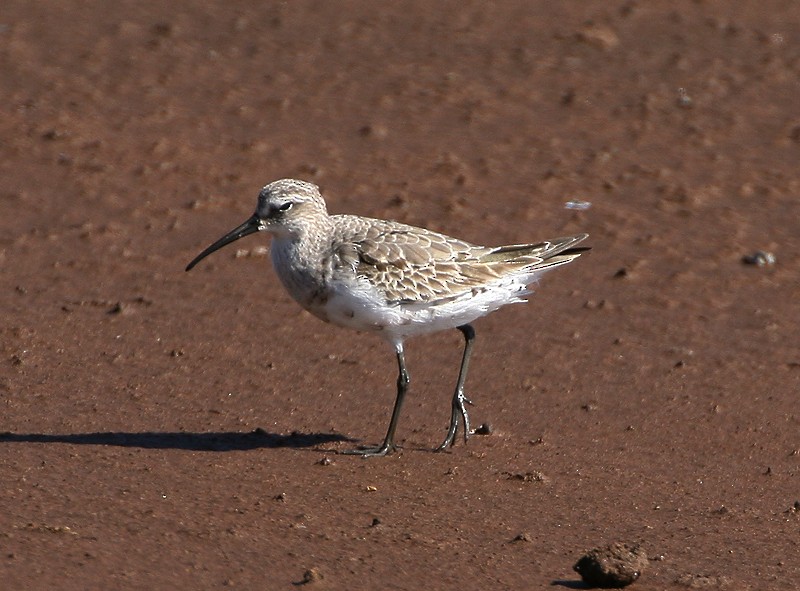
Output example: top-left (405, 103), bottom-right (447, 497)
top-left (2, 2), bottom-right (799, 589)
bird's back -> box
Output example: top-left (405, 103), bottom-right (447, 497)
top-left (303, 215), bottom-right (588, 341)
top-left (328, 216), bottom-right (587, 304)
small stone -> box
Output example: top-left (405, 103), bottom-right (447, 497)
top-left (741, 250), bottom-right (775, 267)
top-left (574, 542), bottom-right (648, 588)
top-left (577, 23), bottom-right (620, 50)
top-left (583, 299), bottom-right (612, 310)
top-left (358, 123), bottom-right (388, 139)
top-left (107, 302), bottom-right (125, 315)
top-left (473, 423), bottom-right (493, 435)
top-left (564, 199), bottom-right (592, 210)
top-left (297, 567), bottom-right (324, 585)
top-left (677, 88), bottom-right (693, 108)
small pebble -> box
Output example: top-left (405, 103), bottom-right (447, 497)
top-left (473, 423), bottom-right (493, 435)
top-left (565, 199), bottom-right (592, 210)
top-left (677, 88), bottom-right (693, 108)
top-left (613, 268), bottom-right (628, 279)
top-left (741, 250), bottom-right (775, 266)
top-left (297, 567), bottom-right (324, 585)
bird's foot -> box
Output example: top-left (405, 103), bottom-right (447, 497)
top-left (339, 442), bottom-right (398, 458)
top-left (435, 391), bottom-right (474, 451)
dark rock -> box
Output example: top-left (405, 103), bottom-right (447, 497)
top-left (574, 542), bottom-right (647, 588)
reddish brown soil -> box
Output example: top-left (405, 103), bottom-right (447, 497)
top-left (2, 2), bottom-right (798, 589)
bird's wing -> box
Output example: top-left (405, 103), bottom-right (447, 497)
top-left (332, 217), bottom-right (589, 305)
top-left (331, 216), bottom-right (500, 304)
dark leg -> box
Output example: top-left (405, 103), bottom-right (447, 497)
top-left (436, 324), bottom-right (475, 451)
top-left (340, 344), bottom-right (409, 457)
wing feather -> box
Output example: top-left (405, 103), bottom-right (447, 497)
top-left (329, 215), bottom-right (588, 305)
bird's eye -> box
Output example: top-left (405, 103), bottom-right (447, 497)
top-left (278, 202), bottom-right (293, 212)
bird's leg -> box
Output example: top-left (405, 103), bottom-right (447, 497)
top-left (436, 324), bottom-right (476, 451)
top-left (340, 344), bottom-right (409, 457)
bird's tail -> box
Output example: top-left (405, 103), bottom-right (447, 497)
top-left (483, 234), bottom-right (590, 271)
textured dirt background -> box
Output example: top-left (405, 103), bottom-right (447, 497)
top-left (1, 2), bottom-right (799, 589)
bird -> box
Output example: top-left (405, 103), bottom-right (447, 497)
top-left (186, 179), bottom-right (589, 457)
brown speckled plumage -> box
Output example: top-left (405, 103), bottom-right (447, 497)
top-left (325, 215), bottom-right (586, 305)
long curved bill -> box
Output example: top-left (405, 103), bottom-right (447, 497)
top-left (185, 215), bottom-right (261, 271)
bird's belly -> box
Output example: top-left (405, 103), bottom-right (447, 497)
top-left (317, 276), bottom-right (532, 339)
top-left (315, 281), bottom-right (397, 332)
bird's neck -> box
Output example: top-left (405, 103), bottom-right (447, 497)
top-left (269, 222), bottom-right (334, 305)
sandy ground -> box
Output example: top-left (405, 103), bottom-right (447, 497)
top-left (1, 2), bottom-right (799, 589)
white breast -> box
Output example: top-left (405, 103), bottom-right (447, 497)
top-left (322, 272), bottom-right (539, 346)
